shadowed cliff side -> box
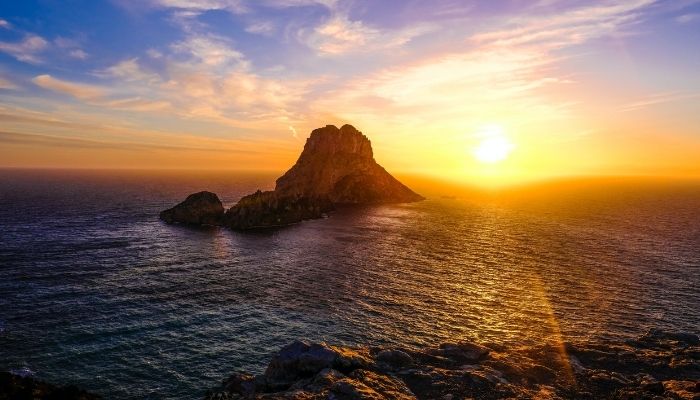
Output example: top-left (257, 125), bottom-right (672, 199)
top-left (160, 124), bottom-right (423, 229)
top-left (159, 191), bottom-right (224, 226)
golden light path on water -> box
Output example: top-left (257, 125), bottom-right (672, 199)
top-left (529, 274), bottom-right (576, 385)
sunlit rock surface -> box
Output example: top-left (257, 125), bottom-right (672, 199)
top-left (205, 329), bottom-right (700, 399)
top-left (274, 124), bottom-right (423, 204)
top-left (161, 124), bottom-right (423, 230)
top-left (159, 191), bottom-right (224, 226)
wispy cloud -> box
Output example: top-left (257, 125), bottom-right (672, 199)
top-left (676, 13), bottom-right (699, 24)
top-left (32, 74), bottom-right (106, 100)
top-left (0, 34), bottom-right (49, 64)
top-left (288, 125), bottom-right (298, 139)
top-left (55, 37), bottom-right (89, 59)
top-left (98, 58), bottom-right (159, 82)
top-left (302, 13), bottom-right (434, 55)
top-left (0, 19), bottom-right (11, 29)
top-left (245, 20), bottom-right (275, 36)
top-left (305, 14), bottom-right (380, 55)
top-left (69, 49), bottom-right (89, 59)
top-left (146, 0), bottom-right (247, 14)
top-left (103, 97), bottom-right (172, 112)
top-left (262, 0), bottom-right (337, 9)
top-left (0, 76), bottom-right (18, 90)
top-left (171, 34), bottom-right (246, 66)
top-left (0, 104), bottom-right (297, 169)
top-left (310, 0), bottom-right (659, 145)
top-left (146, 48), bottom-right (164, 58)
top-left (315, 48), bottom-right (566, 130)
top-left (0, 129), bottom-right (245, 153)
top-left (471, 0), bottom-right (656, 50)
top-left (36, 29), bottom-right (319, 128)
top-left (618, 91), bottom-right (700, 112)
top-left (32, 72), bottom-right (173, 113)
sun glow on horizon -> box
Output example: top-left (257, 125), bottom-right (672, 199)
top-left (0, 1), bottom-right (699, 183)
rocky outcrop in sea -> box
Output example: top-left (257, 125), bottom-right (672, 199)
top-left (159, 191), bottom-right (224, 226)
top-left (160, 124), bottom-right (423, 229)
top-left (204, 329), bottom-right (700, 400)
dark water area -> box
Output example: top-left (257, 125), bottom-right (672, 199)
top-left (0, 169), bottom-right (698, 399)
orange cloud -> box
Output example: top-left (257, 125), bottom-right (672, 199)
top-left (32, 74), bottom-right (105, 100)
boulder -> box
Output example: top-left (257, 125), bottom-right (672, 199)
top-left (375, 349), bottom-right (414, 370)
top-left (331, 369), bottom-right (416, 400)
top-left (159, 191), bottom-right (224, 226)
top-left (436, 341), bottom-right (490, 363)
top-left (265, 341), bottom-right (339, 387)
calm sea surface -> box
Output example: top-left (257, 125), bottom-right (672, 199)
top-left (0, 170), bottom-right (698, 399)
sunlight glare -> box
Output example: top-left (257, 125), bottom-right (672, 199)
top-left (473, 125), bottom-right (515, 164)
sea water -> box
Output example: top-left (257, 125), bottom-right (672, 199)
top-left (1, 170), bottom-right (698, 399)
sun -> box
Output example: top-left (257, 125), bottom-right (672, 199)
top-left (472, 125), bottom-right (515, 164)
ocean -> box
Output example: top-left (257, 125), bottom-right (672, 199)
top-left (0, 169), bottom-right (698, 399)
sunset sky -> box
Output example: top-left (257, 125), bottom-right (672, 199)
top-left (0, 0), bottom-right (699, 185)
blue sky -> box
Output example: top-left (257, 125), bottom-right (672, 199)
top-left (0, 0), bottom-right (699, 180)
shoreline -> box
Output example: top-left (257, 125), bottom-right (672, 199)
top-left (205, 329), bottom-right (699, 400)
top-left (2, 329), bottom-right (698, 399)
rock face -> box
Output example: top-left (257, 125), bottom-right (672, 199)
top-left (159, 191), bottom-right (224, 226)
top-left (205, 330), bottom-right (700, 400)
top-left (224, 125), bottom-right (423, 230)
top-left (275, 125), bottom-right (423, 204)
top-left (161, 124), bottom-right (423, 230)
top-left (0, 371), bottom-right (101, 399)
top-left (223, 190), bottom-right (334, 230)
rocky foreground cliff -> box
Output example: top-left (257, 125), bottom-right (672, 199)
top-left (205, 330), bottom-right (700, 400)
top-left (2, 330), bottom-right (697, 399)
top-left (160, 124), bottom-right (423, 230)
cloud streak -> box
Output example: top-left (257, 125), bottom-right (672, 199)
top-left (618, 91), bottom-right (700, 112)
top-left (0, 77), bottom-right (18, 90)
top-left (676, 13), bottom-right (699, 24)
top-left (32, 74), bottom-right (105, 100)
top-left (471, 0), bottom-right (656, 50)
top-left (0, 34), bottom-right (49, 64)
top-left (302, 13), bottom-right (435, 56)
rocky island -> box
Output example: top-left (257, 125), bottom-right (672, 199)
top-left (160, 124), bottom-right (424, 230)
